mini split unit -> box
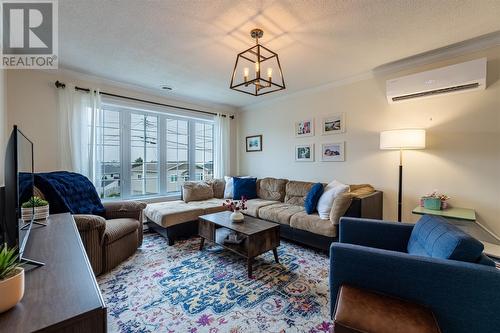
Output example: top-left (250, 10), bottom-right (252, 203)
top-left (386, 57), bottom-right (487, 103)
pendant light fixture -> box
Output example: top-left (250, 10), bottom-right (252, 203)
top-left (230, 28), bottom-right (285, 96)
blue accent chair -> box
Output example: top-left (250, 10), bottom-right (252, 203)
top-left (330, 216), bottom-right (500, 333)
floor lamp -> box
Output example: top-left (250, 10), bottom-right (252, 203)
top-left (380, 129), bottom-right (426, 222)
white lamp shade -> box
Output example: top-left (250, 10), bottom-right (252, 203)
top-left (380, 129), bottom-right (426, 150)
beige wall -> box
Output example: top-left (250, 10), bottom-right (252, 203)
top-left (5, 69), bottom-right (239, 176)
top-left (239, 46), bottom-right (500, 236)
top-left (0, 69), bottom-right (5, 186)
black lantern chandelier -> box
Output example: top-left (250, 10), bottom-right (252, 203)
top-left (230, 28), bottom-right (285, 96)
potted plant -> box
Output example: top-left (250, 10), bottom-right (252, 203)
top-left (21, 196), bottom-right (49, 222)
top-left (223, 197), bottom-right (248, 222)
top-left (0, 244), bottom-right (24, 313)
top-left (420, 191), bottom-right (450, 210)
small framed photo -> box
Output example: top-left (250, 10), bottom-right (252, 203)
top-left (246, 135), bottom-right (262, 152)
top-left (295, 144), bottom-right (314, 162)
top-left (321, 113), bottom-right (345, 135)
top-left (294, 119), bottom-right (314, 137)
top-left (321, 142), bottom-right (345, 162)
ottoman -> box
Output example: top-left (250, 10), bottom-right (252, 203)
top-left (333, 285), bottom-right (441, 333)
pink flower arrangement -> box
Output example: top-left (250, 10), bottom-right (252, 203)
top-left (424, 190), bottom-right (450, 202)
top-left (223, 197), bottom-right (247, 212)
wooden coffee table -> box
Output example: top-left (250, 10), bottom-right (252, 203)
top-left (198, 211), bottom-right (280, 278)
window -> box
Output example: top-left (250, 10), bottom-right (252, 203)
top-left (195, 123), bottom-right (214, 181)
top-left (95, 101), bottom-right (214, 199)
top-left (130, 113), bottom-right (159, 196)
top-left (95, 110), bottom-right (121, 199)
top-left (166, 119), bottom-right (189, 193)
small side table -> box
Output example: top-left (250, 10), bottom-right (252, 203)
top-left (412, 206), bottom-right (476, 221)
top-left (412, 206), bottom-right (500, 260)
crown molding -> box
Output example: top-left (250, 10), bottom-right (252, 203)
top-left (39, 67), bottom-right (238, 113)
top-left (241, 31), bottom-right (500, 111)
top-left (37, 31), bottom-right (500, 113)
top-left (373, 30), bottom-right (500, 75)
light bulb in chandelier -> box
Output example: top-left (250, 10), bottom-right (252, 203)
top-left (267, 68), bottom-right (273, 82)
top-left (243, 67), bottom-right (249, 82)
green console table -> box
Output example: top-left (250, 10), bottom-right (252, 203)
top-left (412, 206), bottom-right (500, 260)
top-left (412, 206), bottom-right (476, 221)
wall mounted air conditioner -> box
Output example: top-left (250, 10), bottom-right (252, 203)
top-left (386, 57), bottom-right (487, 104)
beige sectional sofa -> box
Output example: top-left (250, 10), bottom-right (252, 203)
top-left (145, 177), bottom-right (382, 250)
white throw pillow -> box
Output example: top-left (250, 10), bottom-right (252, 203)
top-left (223, 176), bottom-right (252, 199)
top-left (317, 180), bottom-right (350, 219)
top-left (224, 176), bottom-right (234, 199)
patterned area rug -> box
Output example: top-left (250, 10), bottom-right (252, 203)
top-left (98, 232), bottom-right (333, 333)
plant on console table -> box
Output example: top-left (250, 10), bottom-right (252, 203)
top-left (21, 196), bottom-right (49, 222)
top-left (0, 244), bottom-right (24, 313)
top-left (223, 197), bottom-right (247, 222)
top-left (420, 191), bottom-right (450, 210)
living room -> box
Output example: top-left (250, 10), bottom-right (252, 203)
top-left (0, 1), bottom-right (499, 332)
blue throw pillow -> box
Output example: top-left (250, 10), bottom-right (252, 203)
top-left (233, 177), bottom-right (257, 200)
top-left (304, 183), bottom-right (324, 214)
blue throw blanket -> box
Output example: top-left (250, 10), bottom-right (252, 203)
top-left (34, 171), bottom-right (105, 216)
top-left (19, 172), bottom-right (34, 205)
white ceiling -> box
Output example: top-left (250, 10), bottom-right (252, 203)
top-left (59, 0), bottom-right (500, 108)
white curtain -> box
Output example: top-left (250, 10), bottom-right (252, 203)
top-left (58, 84), bottom-right (101, 184)
top-left (214, 113), bottom-right (230, 179)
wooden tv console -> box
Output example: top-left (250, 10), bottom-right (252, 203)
top-left (0, 213), bottom-right (107, 332)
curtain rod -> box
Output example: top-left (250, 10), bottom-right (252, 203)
top-left (54, 80), bottom-right (234, 119)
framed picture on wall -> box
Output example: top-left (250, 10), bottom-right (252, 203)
top-left (294, 119), bottom-right (314, 137)
top-left (246, 135), bottom-right (263, 152)
top-left (321, 113), bottom-right (345, 135)
top-left (295, 144), bottom-right (314, 162)
top-left (321, 142), bottom-right (345, 162)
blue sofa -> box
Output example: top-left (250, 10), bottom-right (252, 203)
top-left (330, 216), bottom-right (500, 333)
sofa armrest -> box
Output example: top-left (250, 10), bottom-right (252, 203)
top-left (329, 243), bottom-right (500, 333)
top-left (344, 190), bottom-right (383, 220)
top-left (73, 214), bottom-right (106, 232)
top-left (339, 217), bottom-right (414, 252)
top-left (73, 214), bottom-right (106, 275)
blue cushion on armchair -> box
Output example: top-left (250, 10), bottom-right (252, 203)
top-left (407, 215), bottom-right (484, 263)
top-left (233, 177), bottom-right (257, 200)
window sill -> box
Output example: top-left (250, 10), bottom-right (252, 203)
top-left (102, 194), bottom-right (181, 204)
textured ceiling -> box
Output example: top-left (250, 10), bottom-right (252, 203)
top-left (59, 0), bottom-right (500, 108)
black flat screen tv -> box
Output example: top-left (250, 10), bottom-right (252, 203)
top-left (3, 125), bottom-right (44, 266)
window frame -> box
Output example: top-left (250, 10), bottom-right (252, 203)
top-left (99, 100), bottom-right (215, 200)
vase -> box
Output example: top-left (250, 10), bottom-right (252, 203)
top-left (21, 205), bottom-right (50, 222)
top-left (423, 197), bottom-right (442, 210)
top-left (0, 267), bottom-right (24, 313)
top-left (230, 211), bottom-right (244, 222)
